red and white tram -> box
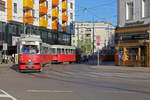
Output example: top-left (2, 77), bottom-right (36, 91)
top-left (17, 34), bottom-right (76, 72)
top-left (18, 34), bottom-right (43, 72)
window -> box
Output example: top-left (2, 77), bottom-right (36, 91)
top-left (142, 0), bottom-right (150, 17)
top-left (70, 2), bottom-right (73, 9)
top-left (14, 3), bottom-right (17, 13)
top-left (46, 1), bottom-right (48, 7)
top-left (126, 2), bottom-right (133, 20)
top-left (0, 0), bottom-right (5, 12)
top-left (32, 9), bottom-right (35, 18)
top-left (70, 13), bottom-right (73, 19)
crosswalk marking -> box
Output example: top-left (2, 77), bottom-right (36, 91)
top-left (27, 90), bottom-right (73, 93)
top-left (0, 89), bottom-right (17, 100)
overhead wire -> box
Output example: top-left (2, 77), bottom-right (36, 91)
top-left (75, 0), bottom-right (117, 24)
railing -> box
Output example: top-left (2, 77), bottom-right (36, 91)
top-left (52, 9), bottom-right (59, 18)
top-left (62, 15), bottom-right (68, 21)
top-left (62, 1), bottom-right (67, 11)
top-left (52, 0), bottom-right (59, 6)
top-left (52, 20), bottom-right (58, 30)
top-left (39, 18), bottom-right (48, 27)
top-left (23, 15), bottom-right (34, 23)
top-left (39, 5), bottom-right (48, 15)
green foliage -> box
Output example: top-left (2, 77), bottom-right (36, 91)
top-left (78, 39), bottom-right (92, 53)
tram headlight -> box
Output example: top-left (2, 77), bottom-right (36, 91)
top-left (28, 59), bottom-right (32, 63)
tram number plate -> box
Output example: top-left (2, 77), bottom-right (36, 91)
top-left (27, 66), bottom-right (33, 69)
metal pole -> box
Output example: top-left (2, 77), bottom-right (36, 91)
top-left (92, 17), bottom-right (95, 53)
top-left (77, 24), bottom-right (79, 47)
top-left (97, 48), bottom-right (99, 65)
top-left (108, 23), bottom-right (110, 46)
top-left (24, 23), bottom-right (26, 34)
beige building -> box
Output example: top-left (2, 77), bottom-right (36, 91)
top-left (72, 21), bottom-right (115, 52)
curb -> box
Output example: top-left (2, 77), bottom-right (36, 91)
top-left (91, 65), bottom-right (150, 73)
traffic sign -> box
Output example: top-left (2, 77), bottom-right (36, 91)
top-left (3, 43), bottom-right (7, 50)
top-left (96, 42), bottom-right (100, 46)
top-left (96, 35), bottom-right (101, 40)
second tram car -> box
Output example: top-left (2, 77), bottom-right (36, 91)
top-left (17, 34), bottom-right (76, 72)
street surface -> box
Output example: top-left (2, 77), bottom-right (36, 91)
top-left (1, 63), bottom-right (150, 100)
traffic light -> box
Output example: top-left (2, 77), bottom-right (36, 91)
top-left (123, 48), bottom-right (128, 61)
top-left (123, 54), bottom-right (128, 61)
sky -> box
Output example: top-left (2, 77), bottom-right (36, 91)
top-left (75, 0), bottom-right (117, 25)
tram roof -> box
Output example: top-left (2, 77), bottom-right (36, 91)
top-left (20, 34), bottom-right (42, 42)
top-left (42, 44), bottom-right (75, 49)
top-left (51, 45), bottom-right (76, 49)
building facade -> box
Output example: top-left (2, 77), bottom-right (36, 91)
top-left (116, 0), bottom-right (150, 67)
top-left (0, 0), bottom-right (75, 49)
top-left (72, 21), bottom-right (115, 53)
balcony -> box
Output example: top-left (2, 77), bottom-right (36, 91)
top-left (23, 0), bottom-right (33, 9)
top-left (52, 0), bottom-right (59, 6)
top-left (52, 20), bottom-right (58, 30)
top-left (52, 9), bottom-right (59, 18)
top-left (39, 18), bottom-right (48, 27)
top-left (62, 26), bottom-right (66, 32)
top-left (62, 23), bottom-right (66, 31)
top-left (62, 13), bottom-right (68, 22)
top-left (23, 15), bottom-right (34, 24)
top-left (62, 1), bottom-right (67, 11)
top-left (39, 5), bottom-right (48, 15)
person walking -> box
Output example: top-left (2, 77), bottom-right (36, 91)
top-left (2, 54), bottom-right (5, 64)
top-left (12, 54), bottom-right (15, 64)
top-left (4, 54), bottom-right (7, 64)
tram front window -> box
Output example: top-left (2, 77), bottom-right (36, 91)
top-left (21, 45), bottom-right (39, 54)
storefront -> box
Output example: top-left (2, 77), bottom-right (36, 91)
top-left (115, 24), bottom-right (150, 67)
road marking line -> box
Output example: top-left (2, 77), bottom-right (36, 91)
top-left (0, 89), bottom-right (17, 100)
top-left (0, 94), bottom-right (10, 97)
top-left (27, 90), bottom-right (73, 93)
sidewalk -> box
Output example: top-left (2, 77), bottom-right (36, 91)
top-left (0, 63), bottom-right (14, 67)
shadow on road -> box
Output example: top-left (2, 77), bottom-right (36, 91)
top-left (10, 64), bottom-right (19, 72)
top-left (81, 61), bottom-right (115, 66)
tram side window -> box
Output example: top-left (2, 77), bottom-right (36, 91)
top-left (51, 48), bottom-right (56, 54)
top-left (69, 49), bottom-right (71, 54)
top-left (73, 49), bottom-right (75, 54)
top-left (45, 47), bottom-right (48, 54)
top-left (48, 48), bottom-right (51, 54)
top-left (62, 49), bottom-right (65, 54)
top-left (66, 49), bottom-right (69, 54)
top-left (57, 48), bottom-right (61, 54)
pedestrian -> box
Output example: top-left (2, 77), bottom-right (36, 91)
top-left (12, 54), bottom-right (15, 63)
top-left (2, 54), bottom-right (5, 64)
top-left (4, 54), bottom-right (7, 64)
top-left (0, 54), bottom-right (2, 64)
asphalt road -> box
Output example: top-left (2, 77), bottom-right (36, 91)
top-left (1, 64), bottom-right (150, 100)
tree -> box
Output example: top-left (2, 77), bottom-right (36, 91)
top-left (78, 39), bottom-right (92, 53)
